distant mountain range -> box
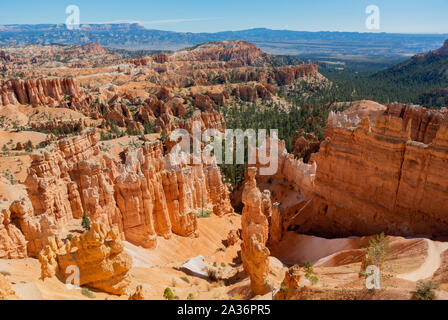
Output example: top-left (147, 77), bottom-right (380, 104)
top-left (0, 23), bottom-right (447, 60)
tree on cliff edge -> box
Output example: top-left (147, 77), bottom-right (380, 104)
top-left (82, 213), bottom-right (91, 231)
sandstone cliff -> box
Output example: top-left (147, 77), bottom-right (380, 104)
top-left (232, 136), bottom-right (316, 217)
top-left (292, 102), bottom-right (448, 237)
top-left (0, 78), bottom-right (80, 107)
top-left (1, 130), bottom-right (233, 257)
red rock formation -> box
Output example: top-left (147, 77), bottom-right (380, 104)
top-left (231, 137), bottom-right (316, 217)
top-left (157, 87), bottom-right (172, 101)
top-left (24, 131), bottom-right (101, 223)
top-left (0, 130), bottom-right (233, 256)
top-left (205, 165), bottom-right (234, 217)
top-left (160, 112), bottom-right (226, 135)
top-left (384, 103), bottom-right (447, 144)
top-left (64, 43), bottom-right (108, 56)
top-left (292, 130), bottom-right (320, 162)
top-left (241, 167), bottom-right (270, 295)
top-left (0, 207), bottom-right (27, 259)
top-left (293, 103), bottom-right (448, 237)
top-left (206, 91), bottom-right (229, 105)
top-left (269, 202), bottom-right (282, 245)
top-left (9, 199), bottom-right (60, 257)
top-left (274, 266), bottom-right (312, 300)
top-left (273, 65), bottom-right (319, 85)
top-left (232, 84), bottom-right (273, 102)
top-left (153, 53), bottom-right (169, 64)
top-left (0, 51), bottom-right (13, 62)
top-left (39, 223), bottom-right (132, 295)
top-left (30, 118), bottom-right (86, 135)
top-left (174, 41), bottom-right (269, 66)
top-left (0, 78), bottom-right (80, 107)
top-left (255, 137), bottom-right (316, 198)
top-left (0, 274), bottom-right (17, 300)
top-left (233, 86), bottom-right (257, 102)
top-left (193, 93), bottom-right (216, 112)
top-left (226, 229), bottom-right (241, 247)
top-left (129, 56), bottom-right (152, 67)
top-left (128, 285), bottom-right (146, 300)
top-left (104, 103), bottom-right (133, 127)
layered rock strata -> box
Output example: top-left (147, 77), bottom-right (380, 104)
top-left (1, 130), bottom-right (233, 257)
top-left (0, 78), bottom-right (80, 107)
top-left (293, 103), bottom-right (448, 237)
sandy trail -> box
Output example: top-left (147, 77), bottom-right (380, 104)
top-left (397, 239), bottom-right (448, 281)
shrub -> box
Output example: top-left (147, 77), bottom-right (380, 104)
top-left (187, 293), bottom-right (195, 300)
top-left (66, 234), bottom-right (74, 241)
top-left (25, 140), bottom-right (34, 152)
top-left (100, 131), bottom-right (112, 141)
top-left (364, 232), bottom-right (390, 269)
top-left (160, 130), bottom-right (168, 146)
top-left (304, 261), bottom-right (318, 285)
top-left (196, 209), bottom-right (212, 219)
top-left (81, 287), bottom-right (96, 299)
top-left (360, 232), bottom-right (392, 282)
top-left (180, 277), bottom-right (190, 284)
top-left (163, 287), bottom-right (175, 300)
top-left (207, 268), bottom-right (219, 282)
top-left (81, 212), bottom-right (91, 231)
top-left (143, 121), bottom-right (156, 134)
top-left (413, 281), bottom-right (439, 300)
top-left (126, 127), bottom-right (141, 136)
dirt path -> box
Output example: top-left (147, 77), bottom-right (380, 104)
top-left (397, 240), bottom-right (448, 281)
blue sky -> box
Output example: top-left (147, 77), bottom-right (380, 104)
top-left (1, 0), bottom-right (448, 34)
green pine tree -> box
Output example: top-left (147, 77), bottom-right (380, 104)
top-left (81, 212), bottom-right (91, 231)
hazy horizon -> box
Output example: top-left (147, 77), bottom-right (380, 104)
top-left (1, 0), bottom-right (448, 34)
top-left (1, 24), bottom-right (448, 36)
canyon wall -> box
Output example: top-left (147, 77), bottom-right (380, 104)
top-left (0, 78), bottom-right (80, 107)
top-left (293, 103), bottom-right (448, 237)
top-left (0, 130), bottom-right (233, 258)
top-left (254, 137), bottom-right (316, 198)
